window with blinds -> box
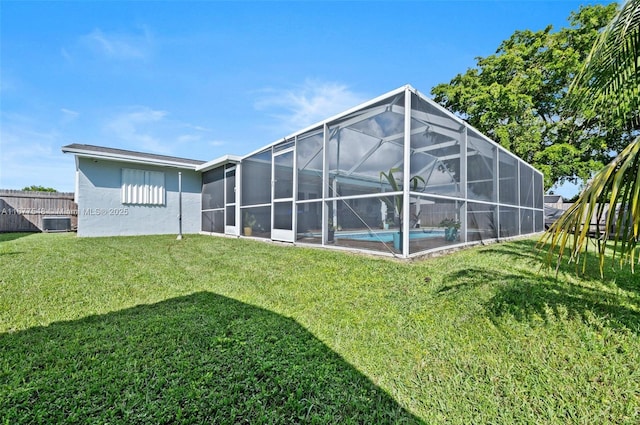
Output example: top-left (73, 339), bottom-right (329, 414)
top-left (121, 168), bottom-right (165, 205)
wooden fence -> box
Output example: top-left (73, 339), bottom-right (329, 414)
top-left (0, 190), bottom-right (77, 232)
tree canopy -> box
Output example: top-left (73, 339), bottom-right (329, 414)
top-left (22, 185), bottom-right (57, 192)
top-left (431, 3), bottom-right (629, 190)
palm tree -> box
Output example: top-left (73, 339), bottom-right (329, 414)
top-left (540, 0), bottom-right (640, 275)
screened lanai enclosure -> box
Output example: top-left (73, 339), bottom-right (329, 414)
top-left (200, 85), bottom-right (544, 258)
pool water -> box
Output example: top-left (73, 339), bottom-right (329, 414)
top-left (335, 229), bottom-right (445, 243)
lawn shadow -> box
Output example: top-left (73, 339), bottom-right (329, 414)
top-left (440, 267), bottom-right (639, 334)
top-left (480, 237), bottom-right (639, 294)
top-left (0, 251), bottom-right (24, 257)
top-left (477, 238), bottom-right (544, 262)
top-left (437, 269), bottom-right (487, 294)
top-left (535, 236), bottom-right (640, 295)
top-left (0, 232), bottom-right (37, 243)
top-left (0, 292), bottom-right (422, 424)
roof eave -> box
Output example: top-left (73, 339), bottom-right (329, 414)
top-left (195, 155), bottom-right (242, 172)
top-left (62, 147), bottom-right (201, 170)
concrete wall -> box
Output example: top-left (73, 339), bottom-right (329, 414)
top-left (77, 157), bottom-right (201, 237)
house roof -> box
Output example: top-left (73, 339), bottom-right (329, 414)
top-left (544, 195), bottom-right (564, 203)
top-left (62, 143), bottom-right (206, 169)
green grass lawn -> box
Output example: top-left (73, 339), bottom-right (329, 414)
top-left (1, 233), bottom-right (638, 424)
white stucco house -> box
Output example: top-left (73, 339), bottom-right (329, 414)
top-left (62, 144), bottom-right (204, 237)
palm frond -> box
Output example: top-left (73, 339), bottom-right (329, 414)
top-left (571, 0), bottom-right (640, 129)
top-left (539, 135), bottom-right (640, 276)
top-left (380, 168), bottom-right (402, 215)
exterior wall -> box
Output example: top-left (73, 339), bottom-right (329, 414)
top-left (77, 157), bottom-right (201, 237)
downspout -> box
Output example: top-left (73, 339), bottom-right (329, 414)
top-left (402, 87), bottom-right (412, 257)
top-left (177, 171), bottom-right (183, 240)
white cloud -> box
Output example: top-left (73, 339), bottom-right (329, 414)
top-left (0, 75), bottom-right (14, 94)
top-left (108, 107), bottom-right (167, 129)
top-left (177, 134), bottom-right (200, 144)
top-left (78, 27), bottom-right (153, 60)
top-left (60, 108), bottom-right (79, 125)
top-left (254, 79), bottom-right (367, 133)
top-left (208, 140), bottom-right (227, 147)
top-left (103, 106), bottom-right (222, 157)
top-left (105, 106), bottom-right (171, 153)
top-left (60, 48), bottom-right (72, 62)
top-left (186, 124), bottom-right (212, 132)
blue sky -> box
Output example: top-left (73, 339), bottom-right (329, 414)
top-left (1, 0), bottom-right (611, 195)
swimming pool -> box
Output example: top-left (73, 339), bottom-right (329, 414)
top-left (335, 229), bottom-right (445, 243)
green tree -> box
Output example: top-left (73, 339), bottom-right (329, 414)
top-left (22, 185), bottom-right (57, 192)
top-left (431, 3), bottom-right (626, 190)
top-left (541, 0), bottom-right (640, 275)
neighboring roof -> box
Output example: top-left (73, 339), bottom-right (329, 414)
top-left (62, 143), bottom-right (206, 169)
top-left (544, 195), bottom-right (564, 203)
